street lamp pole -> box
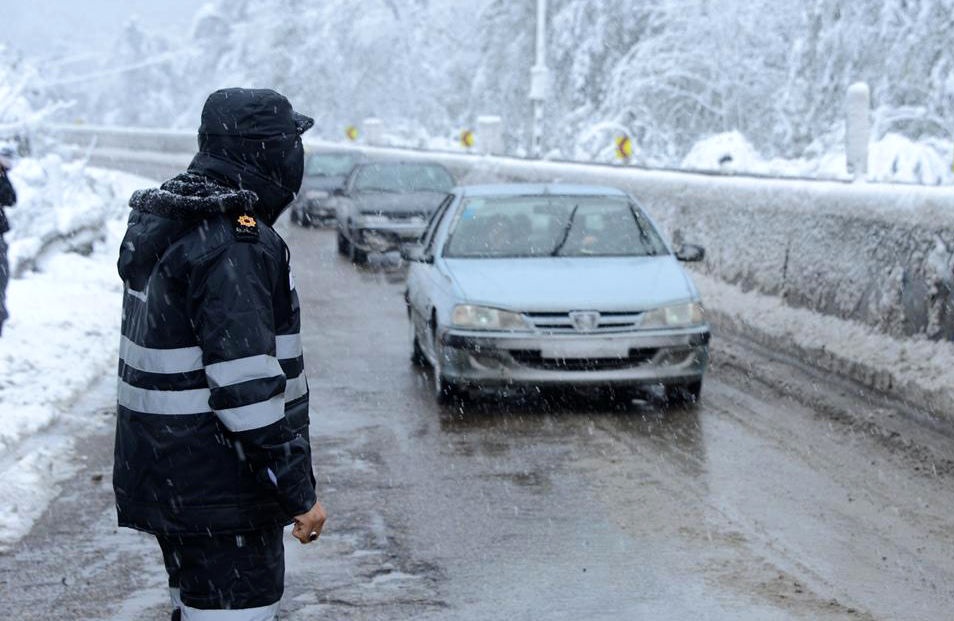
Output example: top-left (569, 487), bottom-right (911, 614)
top-left (529, 0), bottom-right (549, 158)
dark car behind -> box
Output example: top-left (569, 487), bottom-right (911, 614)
top-left (291, 150), bottom-right (367, 226)
top-left (334, 161), bottom-right (455, 263)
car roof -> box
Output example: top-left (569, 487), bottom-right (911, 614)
top-left (453, 183), bottom-right (629, 198)
top-left (306, 150), bottom-right (363, 157)
top-left (354, 160), bottom-right (447, 168)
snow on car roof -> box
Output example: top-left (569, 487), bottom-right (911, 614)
top-left (453, 183), bottom-right (628, 197)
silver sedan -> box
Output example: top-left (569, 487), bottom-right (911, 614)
top-left (403, 184), bottom-right (710, 405)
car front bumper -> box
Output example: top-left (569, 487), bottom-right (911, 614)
top-left (354, 223), bottom-right (427, 252)
top-left (438, 326), bottom-right (710, 388)
top-left (302, 199), bottom-right (336, 220)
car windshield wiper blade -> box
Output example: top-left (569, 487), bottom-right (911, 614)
top-left (630, 206), bottom-right (660, 256)
top-left (358, 187), bottom-right (401, 193)
top-left (549, 204), bottom-right (580, 256)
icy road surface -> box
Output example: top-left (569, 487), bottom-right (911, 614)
top-left (2, 227), bottom-right (954, 620)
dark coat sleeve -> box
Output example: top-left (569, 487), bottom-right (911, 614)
top-left (189, 239), bottom-right (317, 518)
top-left (0, 169), bottom-right (15, 208)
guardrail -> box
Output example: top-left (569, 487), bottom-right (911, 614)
top-left (49, 123), bottom-right (954, 341)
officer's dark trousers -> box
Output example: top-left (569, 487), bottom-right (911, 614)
top-left (156, 526), bottom-right (285, 620)
top-left (0, 235), bottom-right (8, 335)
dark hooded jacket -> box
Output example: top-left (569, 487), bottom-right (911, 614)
top-left (0, 167), bottom-right (15, 234)
top-left (114, 89), bottom-right (316, 536)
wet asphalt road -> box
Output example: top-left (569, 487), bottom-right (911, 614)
top-left (3, 223), bottom-right (954, 620)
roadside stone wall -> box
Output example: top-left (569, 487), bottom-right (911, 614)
top-left (50, 124), bottom-right (954, 340)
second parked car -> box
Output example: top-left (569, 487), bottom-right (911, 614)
top-left (290, 150), bottom-right (366, 226)
top-left (334, 161), bottom-right (455, 263)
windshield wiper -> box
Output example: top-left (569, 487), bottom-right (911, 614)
top-left (631, 210), bottom-right (660, 256)
top-left (549, 204), bottom-right (580, 256)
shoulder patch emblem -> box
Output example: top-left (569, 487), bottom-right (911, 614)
top-left (233, 213), bottom-right (259, 241)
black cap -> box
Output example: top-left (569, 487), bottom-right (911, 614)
top-left (292, 111), bottom-right (314, 134)
top-left (198, 88), bottom-right (313, 138)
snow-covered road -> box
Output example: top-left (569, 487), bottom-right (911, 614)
top-left (2, 153), bottom-right (954, 618)
top-left (4, 225), bottom-right (954, 620)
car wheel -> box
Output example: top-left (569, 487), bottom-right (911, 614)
top-left (665, 380), bottom-right (702, 407)
top-left (410, 322), bottom-right (427, 367)
top-left (291, 209), bottom-right (301, 225)
top-left (432, 343), bottom-right (462, 404)
top-left (348, 235), bottom-right (367, 264)
top-left (336, 230), bottom-right (350, 255)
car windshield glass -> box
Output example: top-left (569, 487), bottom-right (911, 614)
top-left (443, 195), bottom-right (668, 258)
top-left (305, 153), bottom-right (357, 177)
top-left (353, 164), bottom-right (453, 193)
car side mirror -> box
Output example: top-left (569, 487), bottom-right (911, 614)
top-left (675, 244), bottom-right (705, 262)
top-left (400, 244), bottom-right (432, 263)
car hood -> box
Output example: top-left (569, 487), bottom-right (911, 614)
top-left (353, 190), bottom-right (447, 215)
top-left (442, 256), bottom-right (699, 312)
top-left (301, 175), bottom-right (346, 192)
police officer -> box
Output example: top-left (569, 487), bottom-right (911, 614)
top-left (0, 144), bottom-right (16, 336)
top-left (114, 88), bottom-right (326, 621)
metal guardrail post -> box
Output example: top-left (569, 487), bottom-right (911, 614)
top-left (476, 116), bottom-right (504, 155)
top-left (363, 118), bottom-right (384, 147)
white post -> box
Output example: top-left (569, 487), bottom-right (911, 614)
top-left (846, 82), bottom-right (870, 182)
top-left (477, 115), bottom-right (504, 155)
top-left (528, 0), bottom-right (549, 158)
top-left (363, 117), bottom-right (383, 146)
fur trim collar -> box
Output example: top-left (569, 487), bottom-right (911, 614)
top-left (129, 173), bottom-right (257, 219)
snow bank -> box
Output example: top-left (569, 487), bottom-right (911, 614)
top-left (681, 132), bottom-right (769, 175)
top-left (680, 131), bottom-right (954, 186)
top-left (6, 155), bottom-right (135, 276)
top-left (867, 134), bottom-right (952, 186)
top-left (695, 271), bottom-right (954, 420)
top-left (0, 166), bottom-right (150, 548)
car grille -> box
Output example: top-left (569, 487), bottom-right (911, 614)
top-left (362, 211), bottom-right (428, 223)
top-left (524, 311), bottom-right (644, 333)
top-left (509, 348), bottom-right (658, 371)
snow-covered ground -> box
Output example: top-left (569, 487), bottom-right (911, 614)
top-left (693, 272), bottom-right (954, 417)
top-left (0, 162), bottom-right (151, 549)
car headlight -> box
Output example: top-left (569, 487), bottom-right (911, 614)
top-left (640, 302), bottom-right (705, 329)
top-left (451, 305), bottom-right (530, 331)
top-left (358, 214), bottom-right (392, 227)
top-left (305, 190), bottom-right (330, 201)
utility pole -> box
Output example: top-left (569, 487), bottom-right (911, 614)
top-left (528, 0), bottom-right (549, 158)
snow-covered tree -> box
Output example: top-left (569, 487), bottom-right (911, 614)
top-left (0, 46), bottom-right (69, 151)
top-left (48, 0), bottom-right (954, 175)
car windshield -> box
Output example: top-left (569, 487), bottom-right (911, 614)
top-left (353, 164), bottom-right (454, 193)
top-left (305, 153), bottom-right (357, 177)
top-left (443, 195), bottom-right (668, 258)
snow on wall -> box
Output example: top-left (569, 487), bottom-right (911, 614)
top-left (650, 183), bottom-right (954, 340)
top-left (48, 124), bottom-right (954, 340)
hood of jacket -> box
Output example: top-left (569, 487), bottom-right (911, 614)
top-left (118, 173), bottom-right (257, 292)
top-left (186, 88), bottom-right (313, 226)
